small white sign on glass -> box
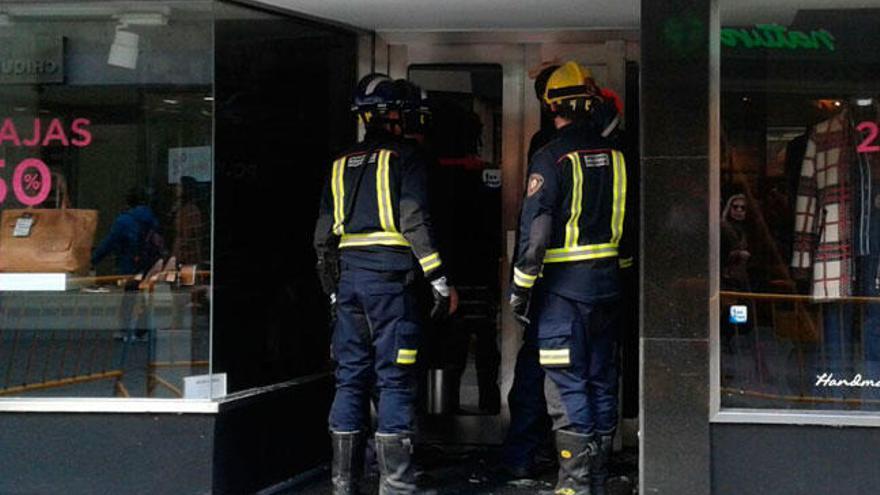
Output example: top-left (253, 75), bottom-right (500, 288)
top-left (183, 372), bottom-right (227, 399)
top-left (168, 146), bottom-right (212, 184)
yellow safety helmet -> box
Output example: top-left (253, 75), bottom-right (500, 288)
top-left (543, 61), bottom-right (592, 106)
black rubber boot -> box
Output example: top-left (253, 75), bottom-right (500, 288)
top-left (553, 429), bottom-right (595, 495)
top-left (589, 434), bottom-right (614, 495)
top-left (376, 433), bottom-right (417, 495)
top-left (375, 433), bottom-right (436, 495)
top-left (331, 430), bottom-right (364, 495)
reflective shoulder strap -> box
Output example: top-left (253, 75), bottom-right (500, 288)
top-left (331, 157), bottom-right (346, 235)
top-left (610, 150), bottom-right (627, 245)
top-left (564, 152), bottom-right (584, 248)
top-left (376, 149), bottom-right (398, 233)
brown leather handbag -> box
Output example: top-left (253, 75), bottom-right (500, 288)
top-left (0, 176), bottom-right (98, 274)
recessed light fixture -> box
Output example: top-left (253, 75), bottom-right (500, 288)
top-left (203, 96), bottom-right (214, 102)
top-left (834, 100), bottom-right (842, 107)
top-left (163, 99), bottom-right (179, 105)
top-left (856, 98), bottom-right (873, 107)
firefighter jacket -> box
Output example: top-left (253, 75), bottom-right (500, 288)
top-left (314, 129), bottom-right (444, 288)
top-left (512, 120), bottom-right (627, 303)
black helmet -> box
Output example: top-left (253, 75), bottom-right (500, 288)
top-left (394, 79), bottom-right (431, 136)
top-left (352, 73), bottom-right (403, 126)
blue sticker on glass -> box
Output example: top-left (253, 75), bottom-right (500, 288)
top-left (729, 305), bottom-right (748, 324)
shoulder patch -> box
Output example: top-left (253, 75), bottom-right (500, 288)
top-left (347, 154), bottom-right (365, 168)
top-left (527, 173), bottom-right (544, 197)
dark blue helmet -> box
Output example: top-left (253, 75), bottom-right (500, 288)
top-left (394, 79), bottom-right (431, 135)
top-left (352, 73), bottom-right (401, 114)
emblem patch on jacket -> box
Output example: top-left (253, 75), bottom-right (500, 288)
top-left (527, 173), bottom-right (544, 197)
top-left (347, 154), bottom-right (365, 168)
top-left (584, 153), bottom-right (610, 168)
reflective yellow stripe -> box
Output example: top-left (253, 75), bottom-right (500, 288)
top-left (422, 260), bottom-right (442, 274)
top-left (376, 150), bottom-right (398, 233)
top-left (419, 253), bottom-right (442, 274)
top-left (619, 257), bottom-right (634, 269)
top-left (543, 243), bottom-right (618, 263)
top-left (397, 348), bottom-right (417, 365)
top-left (339, 232), bottom-right (411, 248)
top-left (376, 150), bottom-right (387, 231)
top-left (331, 157), bottom-right (346, 235)
top-left (565, 152), bottom-right (583, 247)
top-left (513, 267), bottom-right (538, 289)
top-left (419, 253), bottom-right (439, 267)
top-left (539, 349), bottom-right (570, 366)
top-left (422, 261), bottom-right (441, 274)
top-left (610, 150), bottom-right (627, 245)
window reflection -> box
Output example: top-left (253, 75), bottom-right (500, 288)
top-left (720, 5), bottom-right (880, 411)
top-left (0, 2), bottom-right (213, 399)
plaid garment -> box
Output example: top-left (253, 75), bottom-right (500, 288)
top-left (791, 111), bottom-right (855, 300)
top-left (172, 203), bottom-right (205, 265)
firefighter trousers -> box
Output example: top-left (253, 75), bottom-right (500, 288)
top-left (536, 290), bottom-right (620, 434)
top-left (329, 266), bottom-right (421, 434)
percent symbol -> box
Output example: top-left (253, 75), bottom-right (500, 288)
top-left (0, 159), bottom-right (51, 206)
top-left (23, 173), bottom-right (42, 191)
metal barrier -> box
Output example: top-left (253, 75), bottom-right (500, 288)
top-left (719, 290), bottom-right (880, 407)
top-left (0, 272), bottom-right (210, 398)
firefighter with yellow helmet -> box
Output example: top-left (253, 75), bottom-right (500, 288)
top-left (509, 61), bottom-right (626, 495)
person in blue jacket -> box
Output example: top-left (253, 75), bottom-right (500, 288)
top-left (92, 188), bottom-right (161, 276)
top-left (92, 188), bottom-right (162, 344)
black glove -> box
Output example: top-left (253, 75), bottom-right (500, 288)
top-left (509, 286), bottom-right (531, 327)
top-left (328, 293), bottom-right (338, 326)
top-left (316, 254), bottom-right (340, 298)
top-left (430, 276), bottom-right (451, 320)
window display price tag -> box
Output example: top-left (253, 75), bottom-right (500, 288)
top-left (12, 216), bottom-right (34, 237)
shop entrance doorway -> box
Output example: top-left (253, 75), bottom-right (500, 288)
top-left (408, 63), bottom-right (504, 421)
top-left (381, 38), bottom-right (640, 450)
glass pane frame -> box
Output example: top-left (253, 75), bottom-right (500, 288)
top-left (710, 1), bottom-right (880, 426)
top-left (0, 0), bottom-right (217, 410)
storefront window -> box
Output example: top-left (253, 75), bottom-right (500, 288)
top-left (0, 1), bottom-right (214, 399)
top-left (719, 2), bottom-right (880, 413)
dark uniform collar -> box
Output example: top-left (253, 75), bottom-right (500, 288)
top-left (364, 127), bottom-right (400, 143)
top-left (556, 119), bottom-right (598, 139)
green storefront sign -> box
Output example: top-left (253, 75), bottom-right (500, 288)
top-left (721, 24), bottom-right (835, 51)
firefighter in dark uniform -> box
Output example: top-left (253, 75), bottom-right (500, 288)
top-left (314, 73), bottom-right (457, 495)
top-left (509, 62), bottom-right (627, 495)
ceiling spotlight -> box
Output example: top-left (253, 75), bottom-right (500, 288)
top-left (106, 11), bottom-right (168, 70)
top-left (107, 28), bottom-right (139, 69)
top-left (163, 99), bottom-right (179, 105)
top-left (857, 98), bottom-right (874, 107)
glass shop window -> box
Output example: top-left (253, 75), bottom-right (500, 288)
top-left (0, 1), bottom-right (215, 399)
top-left (719, 3), bottom-right (880, 412)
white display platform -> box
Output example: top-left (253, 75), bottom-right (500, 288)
top-left (0, 273), bottom-right (66, 291)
